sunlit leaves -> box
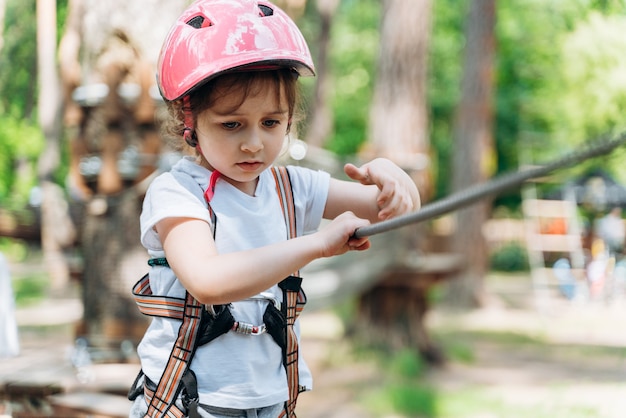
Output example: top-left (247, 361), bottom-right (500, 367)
top-left (559, 12), bottom-right (626, 141)
top-left (0, 115), bottom-right (44, 204)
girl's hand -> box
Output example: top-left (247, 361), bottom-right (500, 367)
top-left (344, 158), bottom-right (420, 220)
top-left (317, 212), bottom-right (371, 258)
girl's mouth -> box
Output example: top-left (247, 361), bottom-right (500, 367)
top-left (237, 161), bottom-right (263, 172)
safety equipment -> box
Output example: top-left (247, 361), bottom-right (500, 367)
top-left (129, 166), bottom-right (307, 418)
top-left (157, 0), bottom-right (315, 101)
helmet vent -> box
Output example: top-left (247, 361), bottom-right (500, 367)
top-left (186, 15), bottom-right (212, 29)
top-left (258, 4), bottom-right (274, 17)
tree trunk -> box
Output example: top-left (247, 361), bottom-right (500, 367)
top-left (304, 0), bottom-right (338, 148)
top-left (37, 0), bottom-right (76, 293)
top-left (80, 192), bottom-right (150, 343)
top-left (367, 0), bottom-right (433, 199)
top-left (357, 0), bottom-right (437, 363)
top-left (446, 0), bottom-right (496, 309)
top-left (59, 0), bottom-right (190, 346)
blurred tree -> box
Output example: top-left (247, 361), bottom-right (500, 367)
top-left (0, 0), bottom-right (5, 54)
top-left (37, 0), bottom-right (76, 292)
top-left (0, 0), bottom-right (43, 208)
top-left (58, 0), bottom-right (190, 345)
top-left (0, 0), bottom-right (46, 119)
top-left (366, 0), bottom-right (433, 199)
top-left (356, 0), bottom-right (440, 362)
top-left (303, 0), bottom-right (338, 148)
top-left (446, 0), bottom-right (496, 308)
top-left (428, 0), bottom-right (465, 200)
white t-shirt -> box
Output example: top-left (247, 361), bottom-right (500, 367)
top-left (137, 156), bottom-right (330, 409)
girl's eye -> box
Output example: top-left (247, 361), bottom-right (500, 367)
top-left (263, 120), bottom-right (280, 128)
top-left (222, 121), bottom-right (240, 129)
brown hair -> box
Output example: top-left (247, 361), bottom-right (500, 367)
top-left (163, 69), bottom-right (301, 151)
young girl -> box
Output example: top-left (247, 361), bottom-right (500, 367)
top-left (129, 1), bottom-right (420, 417)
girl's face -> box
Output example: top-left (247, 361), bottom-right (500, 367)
top-left (195, 80), bottom-right (290, 196)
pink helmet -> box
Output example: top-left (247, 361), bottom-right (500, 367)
top-left (157, 0), bottom-right (315, 101)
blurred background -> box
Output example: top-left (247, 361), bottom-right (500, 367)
top-left (1, 0), bottom-right (626, 417)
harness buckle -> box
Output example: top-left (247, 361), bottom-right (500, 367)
top-left (231, 321), bottom-right (267, 335)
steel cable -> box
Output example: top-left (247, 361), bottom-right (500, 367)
top-left (353, 131), bottom-right (626, 239)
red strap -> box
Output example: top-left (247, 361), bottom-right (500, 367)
top-left (204, 170), bottom-right (221, 203)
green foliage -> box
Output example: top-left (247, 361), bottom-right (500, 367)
top-left (57, 0), bottom-right (69, 43)
top-left (490, 242), bottom-right (530, 272)
top-left (325, 0), bottom-right (380, 156)
top-left (384, 383), bottom-right (437, 417)
top-left (0, 115), bottom-right (44, 205)
top-left (429, 0), bottom-right (466, 199)
top-left (389, 348), bottom-right (426, 379)
top-left (0, 0), bottom-right (38, 119)
top-left (12, 274), bottom-right (49, 307)
top-left (490, 1), bottom-right (626, 208)
top-left (0, 0), bottom-right (69, 206)
top-left (498, 1), bottom-right (626, 175)
top-left (0, 237), bottom-right (29, 262)
top-left (0, 0), bottom-right (625, 212)
top-left (444, 340), bottom-right (475, 364)
top-left (438, 388), bottom-right (605, 418)
top-left (558, 13), bottom-right (626, 140)
top-left (362, 348), bottom-right (437, 417)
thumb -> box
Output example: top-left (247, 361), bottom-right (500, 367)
top-left (344, 163), bottom-right (373, 185)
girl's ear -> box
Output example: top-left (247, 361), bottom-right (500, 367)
top-left (286, 118), bottom-right (292, 134)
top-left (184, 128), bottom-right (198, 147)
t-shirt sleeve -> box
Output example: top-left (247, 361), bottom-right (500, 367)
top-left (286, 166), bottom-right (330, 235)
top-left (140, 172), bottom-right (213, 251)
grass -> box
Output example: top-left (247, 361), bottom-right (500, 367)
top-left (343, 321), bottom-right (626, 417)
top-left (11, 274), bottom-right (49, 306)
top-left (365, 382), bottom-right (438, 417)
top-left (355, 347), bottom-right (438, 417)
top-left (436, 387), bottom-right (606, 418)
top-left (1, 239), bottom-right (49, 307)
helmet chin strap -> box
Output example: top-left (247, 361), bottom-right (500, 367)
top-left (182, 95), bottom-right (221, 202)
top-left (204, 168), bottom-right (221, 203)
top-left (195, 142), bottom-right (221, 203)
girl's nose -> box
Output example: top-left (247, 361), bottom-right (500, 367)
top-left (241, 130), bottom-right (264, 153)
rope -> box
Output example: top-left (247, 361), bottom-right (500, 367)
top-left (353, 131), bottom-right (626, 239)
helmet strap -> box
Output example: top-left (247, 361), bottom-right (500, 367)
top-left (193, 142), bottom-right (218, 202)
top-left (204, 169), bottom-right (221, 203)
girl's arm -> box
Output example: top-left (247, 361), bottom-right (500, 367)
top-left (324, 158), bottom-right (420, 222)
top-left (157, 211), bottom-right (370, 305)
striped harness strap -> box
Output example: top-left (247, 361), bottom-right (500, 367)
top-left (131, 166), bottom-right (306, 418)
top-left (272, 167), bottom-right (306, 418)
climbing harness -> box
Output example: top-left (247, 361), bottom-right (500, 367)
top-left (354, 131), bottom-right (626, 238)
top-left (129, 166), bottom-right (306, 417)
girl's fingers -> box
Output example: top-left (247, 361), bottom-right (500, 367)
top-left (344, 163), bottom-right (374, 185)
top-left (348, 236), bottom-right (371, 251)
